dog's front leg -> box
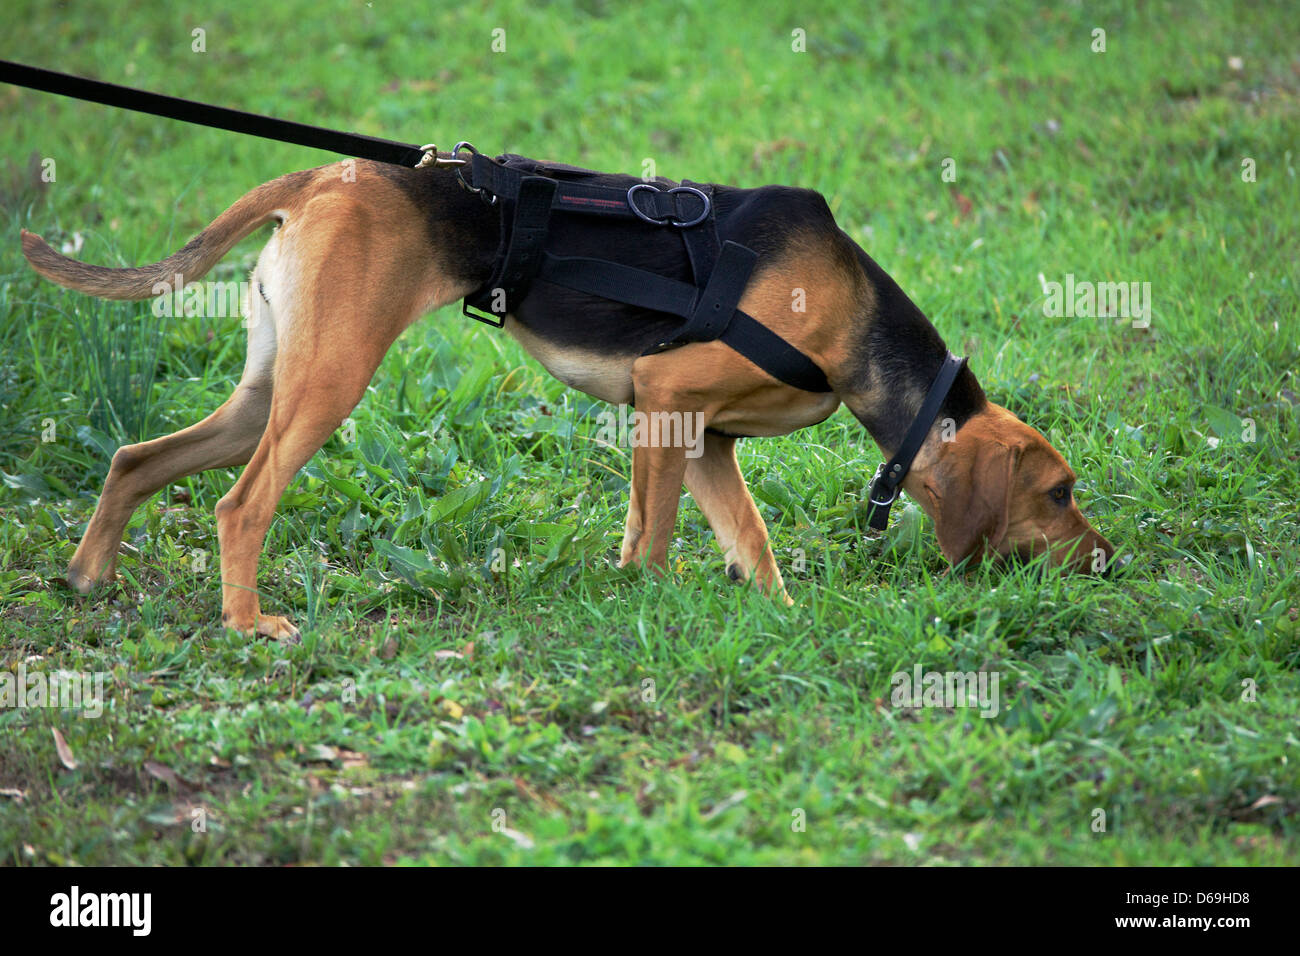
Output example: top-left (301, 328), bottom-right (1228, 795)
top-left (618, 437), bottom-right (689, 573)
top-left (684, 430), bottom-right (791, 604)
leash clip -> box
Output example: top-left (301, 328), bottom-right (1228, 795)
top-left (415, 142), bottom-right (473, 169)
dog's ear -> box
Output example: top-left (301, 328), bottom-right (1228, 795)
top-left (925, 441), bottom-right (1022, 565)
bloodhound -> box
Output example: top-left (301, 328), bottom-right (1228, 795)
top-left (21, 152), bottom-right (1113, 639)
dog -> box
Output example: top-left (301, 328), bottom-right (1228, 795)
top-left (20, 151), bottom-right (1114, 639)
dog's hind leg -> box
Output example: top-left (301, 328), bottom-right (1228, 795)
top-left (65, 282), bottom-right (278, 594)
top-left (212, 317), bottom-right (395, 639)
top-left (683, 431), bottom-right (790, 603)
top-left (210, 189), bottom-right (446, 640)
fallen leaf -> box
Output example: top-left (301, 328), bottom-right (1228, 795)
top-left (339, 749), bottom-right (369, 770)
top-left (0, 787), bottom-right (25, 803)
top-left (144, 761), bottom-right (181, 787)
top-left (379, 636), bottom-right (398, 660)
top-left (951, 189), bottom-right (974, 219)
top-left (302, 744), bottom-right (339, 763)
top-left (144, 807), bottom-right (186, 827)
top-left (702, 790), bottom-right (749, 821)
top-left (52, 728), bottom-right (78, 769)
top-left (1249, 795), bottom-right (1282, 810)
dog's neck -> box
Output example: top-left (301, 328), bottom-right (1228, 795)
top-left (841, 244), bottom-right (988, 463)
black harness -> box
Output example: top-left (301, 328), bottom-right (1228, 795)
top-left (455, 147), bottom-right (966, 530)
top-left (455, 147), bottom-right (832, 394)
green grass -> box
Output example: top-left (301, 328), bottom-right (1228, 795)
top-left (1, 0), bottom-right (1297, 864)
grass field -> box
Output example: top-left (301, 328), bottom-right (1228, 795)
top-left (1, 0), bottom-right (1297, 865)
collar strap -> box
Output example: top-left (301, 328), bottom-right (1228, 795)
top-left (865, 352), bottom-right (967, 531)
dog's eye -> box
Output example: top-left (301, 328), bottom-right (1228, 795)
top-left (1048, 484), bottom-right (1071, 504)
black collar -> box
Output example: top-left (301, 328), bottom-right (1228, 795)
top-left (865, 351), bottom-right (967, 530)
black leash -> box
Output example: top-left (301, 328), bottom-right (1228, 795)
top-left (0, 59), bottom-right (429, 167)
top-left (864, 351), bottom-right (967, 530)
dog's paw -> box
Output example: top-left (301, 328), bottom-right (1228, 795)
top-left (66, 563), bottom-right (116, 595)
top-left (66, 569), bottom-right (98, 595)
top-left (255, 615), bottom-right (302, 644)
top-left (225, 613), bottom-right (302, 643)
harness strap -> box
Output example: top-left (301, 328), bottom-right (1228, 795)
top-left (720, 315), bottom-right (834, 394)
top-left (677, 180), bottom-right (720, 283)
top-left (463, 153), bottom-right (832, 393)
top-left (864, 352), bottom-right (967, 530)
top-left (674, 240), bottom-right (757, 344)
top-left (468, 153), bottom-right (708, 224)
top-left (537, 251), bottom-right (830, 392)
top-left (464, 175), bottom-right (556, 324)
top-left (540, 255), bottom-right (696, 315)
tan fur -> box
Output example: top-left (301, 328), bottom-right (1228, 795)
top-left (24, 162), bottom-right (1112, 637)
top-left (28, 164), bottom-right (476, 638)
top-left (905, 404), bottom-right (1113, 570)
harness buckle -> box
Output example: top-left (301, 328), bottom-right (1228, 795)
top-left (462, 301), bottom-right (506, 329)
top-left (627, 184), bottom-right (710, 227)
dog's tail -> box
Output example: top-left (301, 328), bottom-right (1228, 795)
top-left (19, 169), bottom-right (314, 300)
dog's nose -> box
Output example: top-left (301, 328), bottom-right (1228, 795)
top-left (1061, 527), bottom-right (1113, 574)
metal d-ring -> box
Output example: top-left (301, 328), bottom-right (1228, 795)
top-left (666, 186), bottom-right (709, 227)
top-left (450, 141), bottom-right (498, 205)
top-left (868, 462), bottom-right (901, 508)
top-left (626, 183), bottom-right (710, 227)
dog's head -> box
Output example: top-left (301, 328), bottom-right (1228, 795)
top-left (910, 403), bottom-right (1114, 572)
